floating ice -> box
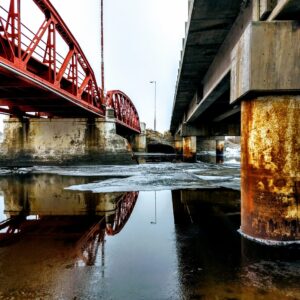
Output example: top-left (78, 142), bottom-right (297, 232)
top-left (63, 162), bottom-right (241, 193)
top-left (0, 162), bottom-right (241, 193)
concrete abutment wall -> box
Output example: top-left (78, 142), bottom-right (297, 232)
top-left (0, 117), bottom-right (134, 165)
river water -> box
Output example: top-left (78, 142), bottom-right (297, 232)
top-left (0, 161), bottom-right (299, 299)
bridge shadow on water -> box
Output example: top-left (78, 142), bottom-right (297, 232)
top-left (0, 173), bottom-right (298, 299)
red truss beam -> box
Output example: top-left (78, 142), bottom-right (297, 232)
top-left (106, 192), bottom-right (139, 236)
top-left (0, 0), bottom-right (104, 117)
top-left (106, 90), bottom-right (141, 133)
top-left (0, 0), bottom-right (141, 133)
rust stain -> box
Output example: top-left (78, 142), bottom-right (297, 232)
top-left (183, 136), bottom-right (196, 162)
top-left (241, 96), bottom-right (300, 241)
top-left (216, 141), bottom-right (224, 156)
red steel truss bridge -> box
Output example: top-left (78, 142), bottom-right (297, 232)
top-left (0, 0), bottom-right (141, 133)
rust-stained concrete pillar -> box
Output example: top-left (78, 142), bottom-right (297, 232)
top-left (182, 136), bottom-right (196, 162)
top-left (240, 96), bottom-right (300, 245)
top-left (216, 139), bottom-right (225, 163)
top-left (174, 134), bottom-right (183, 154)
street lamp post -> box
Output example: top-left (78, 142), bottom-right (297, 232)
top-left (149, 81), bottom-right (157, 131)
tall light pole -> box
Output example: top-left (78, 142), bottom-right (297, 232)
top-left (149, 81), bottom-right (157, 131)
top-left (100, 0), bottom-right (105, 101)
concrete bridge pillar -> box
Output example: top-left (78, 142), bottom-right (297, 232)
top-left (240, 96), bottom-right (300, 244)
top-left (216, 139), bottom-right (225, 164)
top-left (231, 21), bottom-right (300, 244)
top-left (130, 122), bottom-right (146, 152)
top-left (182, 136), bottom-right (197, 162)
top-left (174, 134), bottom-right (183, 154)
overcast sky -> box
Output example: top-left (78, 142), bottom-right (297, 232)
top-left (1, 0), bottom-right (188, 132)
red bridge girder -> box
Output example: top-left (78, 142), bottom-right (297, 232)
top-left (0, 0), bottom-right (141, 134)
top-left (106, 191), bottom-right (139, 236)
top-left (106, 90), bottom-right (141, 133)
top-left (0, 0), bottom-right (104, 117)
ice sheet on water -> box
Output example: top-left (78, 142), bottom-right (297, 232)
top-left (62, 162), bottom-right (241, 193)
top-left (0, 162), bottom-right (241, 192)
top-left (225, 146), bottom-right (240, 157)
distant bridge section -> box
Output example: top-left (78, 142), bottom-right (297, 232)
top-left (171, 0), bottom-right (300, 245)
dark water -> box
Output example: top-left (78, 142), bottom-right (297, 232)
top-left (0, 174), bottom-right (299, 300)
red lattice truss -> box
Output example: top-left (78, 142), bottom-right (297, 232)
top-left (106, 90), bottom-right (141, 133)
top-left (0, 0), bottom-right (141, 133)
top-left (106, 191), bottom-right (139, 236)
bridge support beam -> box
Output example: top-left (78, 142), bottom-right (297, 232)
top-left (0, 117), bottom-right (133, 166)
top-left (240, 96), bottom-right (300, 245)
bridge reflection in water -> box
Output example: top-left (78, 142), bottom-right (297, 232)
top-left (0, 175), bottom-right (299, 299)
top-left (0, 175), bottom-right (138, 269)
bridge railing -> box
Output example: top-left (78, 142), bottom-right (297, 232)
top-left (0, 0), bottom-right (104, 115)
top-left (0, 5), bottom-right (87, 85)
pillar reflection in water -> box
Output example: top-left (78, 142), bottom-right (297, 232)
top-left (171, 188), bottom-right (300, 299)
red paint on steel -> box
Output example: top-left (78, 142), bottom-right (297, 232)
top-left (106, 192), bottom-right (139, 236)
top-left (106, 90), bottom-right (141, 133)
top-left (0, 0), bottom-right (104, 116)
top-left (0, 0), bottom-right (141, 133)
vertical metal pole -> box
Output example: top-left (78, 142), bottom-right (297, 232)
top-left (100, 0), bottom-right (105, 101)
top-left (150, 81), bottom-right (157, 131)
top-left (154, 81), bottom-right (156, 132)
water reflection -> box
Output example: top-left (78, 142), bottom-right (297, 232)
top-left (0, 175), bottom-right (138, 269)
top-left (0, 174), bottom-right (298, 299)
top-left (172, 189), bottom-right (300, 299)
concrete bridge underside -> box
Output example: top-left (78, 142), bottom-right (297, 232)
top-left (170, 0), bottom-right (300, 244)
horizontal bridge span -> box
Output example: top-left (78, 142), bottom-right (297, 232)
top-left (0, 0), bottom-right (141, 133)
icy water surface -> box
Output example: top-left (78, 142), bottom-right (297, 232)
top-left (0, 163), bottom-right (299, 299)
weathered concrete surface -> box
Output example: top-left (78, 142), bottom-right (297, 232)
top-left (231, 21), bottom-right (300, 103)
top-left (197, 138), bottom-right (216, 152)
top-left (0, 117), bottom-right (133, 165)
top-left (183, 136), bottom-right (197, 162)
top-left (130, 122), bottom-right (146, 152)
top-left (174, 134), bottom-right (183, 154)
top-left (216, 140), bottom-right (225, 156)
top-left (241, 96), bottom-right (300, 242)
